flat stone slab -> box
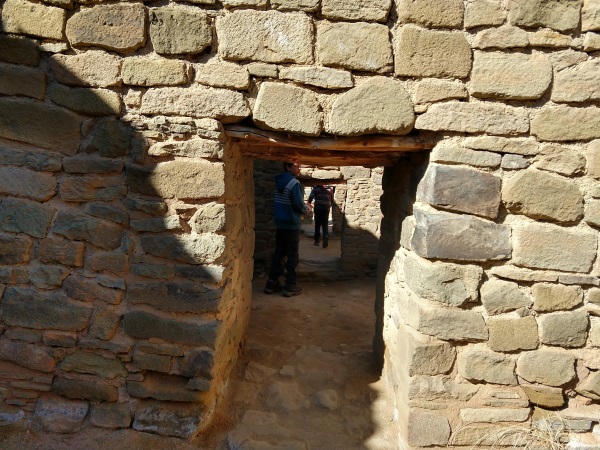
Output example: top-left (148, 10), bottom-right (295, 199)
top-left (552, 58), bottom-right (600, 103)
top-left (517, 349), bottom-right (576, 386)
top-left (0, 167), bottom-right (56, 201)
top-left (279, 66), bottom-right (352, 89)
top-left (34, 397), bottom-right (89, 433)
top-left (149, 6), bottom-right (212, 55)
top-left (123, 58), bottom-right (189, 86)
top-left (50, 51), bottom-right (121, 87)
top-left (396, 0), bottom-right (464, 28)
top-left (508, 0), bottom-right (581, 32)
top-left (321, 0), bottom-right (391, 22)
top-left (532, 106), bottom-right (600, 141)
top-left (2, 0), bottom-right (66, 40)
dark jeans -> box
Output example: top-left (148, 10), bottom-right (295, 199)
top-left (313, 208), bottom-right (329, 242)
top-left (268, 228), bottom-right (300, 286)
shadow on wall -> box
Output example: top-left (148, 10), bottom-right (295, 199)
top-left (0, 34), bottom-right (255, 438)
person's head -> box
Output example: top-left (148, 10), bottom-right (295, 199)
top-left (283, 162), bottom-right (300, 176)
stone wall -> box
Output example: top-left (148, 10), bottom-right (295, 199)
top-left (1, 0), bottom-right (600, 446)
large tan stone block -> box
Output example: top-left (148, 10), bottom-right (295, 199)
top-left (502, 170), bottom-right (584, 223)
top-left (458, 348), bottom-right (517, 385)
top-left (532, 106), bottom-right (600, 141)
top-left (66, 3), bottom-right (146, 52)
top-left (430, 145), bottom-right (500, 169)
top-left (0, 35), bottom-right (41, 67)
top-left (0, 63), bottom-right (45, 100)
top-left (48, 84), bottom-right (122, 117)
top-left (394, 25), bottom-right (471, 78)
top-left (0, 167), bottom-right (56, 201)
top-left (141, 86), bottom-right (250, 122)
top-left (513, 223), bottom-right (597, 273)
top-left (149, 6), bottom-right (212, 55)
top-left (583, 0), bottom-right (600, 31)
top-left (328, 77), bottom-right (414, 136)
top-left (472, 26), bottom-right (529, 49)
top-left (488, 316), bottom-right (538, 352)
top-left (533, 144), bottom-right (585, 176)
top-left (508, 0), bottom-right (582, 32)
top-left (413, 300), bottom-right (488, 342)
top-left (532, 283), bottom-right (583, 312)
top-left (279, 66), bottom-right (353, 89)
top-left (149, 139), bottom-right (224, 160)
top-left (2, 0), bottom-right (66, 40)
top-left (194, 61), bottom-right (249, 90)
top-left (584, 32), bottom-right (600, 51)
top-left (50, 51), bottom-right (121, 88)
top-left (552, 59), bottom-right (600, 103)
top-left (407, 411), bottom-right (450, 447)
top-left (460, 408), bottom-right (530, 423)
top-left (464, 136), bottom-right (539, 155)
top-left (217, 11), bottom-right (313, 64)
top-left (521, 384), bottom-right (565, 408)
top-left (141, 233), bottom-right (225, 265)
top-left (470, 51), bottom-right (551, 100)
top-left (539, 311), bottom-right (588, 347)
top-left (322, 0), bottom-right (391, 21)
top-left (253, 82), bottom-right (322, 136)
top-left (317, 22), bottom-right (392, 73)
top-left (414, 80), bottom-right (467, 105)
top-left (517, 349), bottom-right (576, 386)
top-left (408, 375), bottom-right (479, 402)
top-left (464, 0), bottom-right (506, 28)
top-left (416, 102), bottom-right (529, 135)
top-left (123, 58), bottom-right (188, 86)
top-left (480, 279), bottom-right (531, 315)
top-left (397, 0), bottom-right (464, 28)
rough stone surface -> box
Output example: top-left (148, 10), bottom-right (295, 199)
top-left (533, 144), bottom-right (586, 176)
top-left (0, 167), bottom-right (56, 202)
top-left (458, 349), bottom-right (517, 385)
top-left (194, 62), bottom-right (249, 90)
top-left (50, 52), bottom-right (121, 88)
top-left (0, 198), bottom-right (55, 238)
top-left (317, 21), bottom-right (393, 73)
top-left (34, 397), bottom-right (89, 433)
top-left (0, 63), bottom-right (45, 100)
top-left (521, 384), bottom-right (565, 408)
top-left (253, 83), bottom-right (322, 136)
top-left (39, 238), bottom-right (85, 267)
top-left (2, 0), bottom-right (66, 40)
top-left (532, 283), bottom-right (583, 312)
top-left (66, 4), bottom-right (146, 52)
top-left (407, 411), bottom-right (451, 447)
top-left (460, 408), bottom-right (530, 423)
top-left (141, 234), bottom-right (225, 265)
top-left (430, 144), bottom-right (500, 168)
top-left (584, 31), bottom-right (600, 50)
top-left (0, 35), bottom-right (41, 67)
top-left (502, 154), bottom-right (531, 170)
top-left (414, 80), bottom-right (468, 105)
top-left (470, 52), bottom-right (551, 100)
top-left (503, 170), bottom-right (584, 223)
top-left (415, 303), bottom-right (488, 342)
top-left (322, 0), bottom-right (391, 22)
top-left (90, 403), bottom-right (132, 429)
top-left (0, 339), bottom-right (56, 372)
top-left (583, 0), bottom-right (600, 31)
top-left (411, 209), bottom-right (512, 262)
top-left (465, 0), bottom-right (506, 28)
top-left (48, 84), bottom-right (121, 117)
top-left (464, 136), bottom-right (539, 156)
top-left (394, 26), bottom-right (471, 78)
top-left (30, 265), bottom-right (70, 289)
top-left (82, 117), bottom-right (131, 158)
top-left (480, 279), bottom-right (531, 315)
top-left (588, 140), bottom-right (600, 179)
top-left (149, 6), bottom-right (212, 55)
top-left (508, 0), bottom-right (582, 32)
top-left (408, 375), bottom-right (479, 402)
top-left (60, 351), bottom-right (127, 379)
top-left (132, 402), bottom-right (202, 439)
top-left (217, 11), bottom-right (313, 64)
top-left (552, 59), bottom-right (600, 103)
top-left (279, 66), bottom-right (352, 89)
top-left (472, 26), bottom-right (529, 49)
top-left (512, 223), bottom-right (597, 273)
top-left (532, 106), bottom-right (600, 141)
top-left (517, 350), bottom-right (576, 386)
top-left (123, 58), bottom-right (188, 86)
top-left (270, 0), bottom-right (319, 11)
top-left (128, 373), bottom-right (205, 402)
top-left (126, 281), bottom-right (221, 313)
top-left (396, 0), bottom-right (464, 28)
top-left (149, 139), bottom-right (223, 159)
top-left (328, 78), bottom-right (414, 136)
top-left (586, 200), bottom-right (600, 228)
top-left (539, 311), bottom-right (588, 348)
top-left (52, 210), bottom-right (122, 250)
top-left (488, 316), bottom-right (538, 352)
top-left (576, 371), bottom-right (600, 400)
top-left (190, 203), bottom-right (226, 233)
top-left (0, 234), bottom-right (31, 264)
top-left (52, 377), bottom-right (118, 402)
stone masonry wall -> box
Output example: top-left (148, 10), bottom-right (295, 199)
top-left (1, 0), bottom-right (600, 446)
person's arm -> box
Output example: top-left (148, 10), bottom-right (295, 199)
top-left (308, 189), bottom-right (315, 204)
top-left (290, 182), bottom-right (307, 215)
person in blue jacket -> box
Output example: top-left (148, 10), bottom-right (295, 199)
top-left (264, 162), bottom-right (310, 297)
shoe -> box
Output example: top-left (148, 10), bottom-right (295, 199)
top-left (323, 238), bottom-right (328, 248)
top-left (264, 279), bottom-right (283, 294)
top-left (313, 241), bottom-right (320, 246)
top-left (282, 284), bottom-right (302, 297)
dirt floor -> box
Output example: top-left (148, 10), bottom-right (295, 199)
top-left (0, 234), bottom-right (400, 449)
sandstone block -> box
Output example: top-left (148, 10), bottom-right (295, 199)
top-left (174, 265), bottom-right (224, 282)
top-left (133, 350), bottom-right (171, 372)
top-left (0, 63), bottom-right (45, 100)
top-left (217, 11), bottom-right (313, 64)
top-left (328, 77), bottom-right (414, 136)
top-left (247, 62), bottom-right (278, 78)
top-left (465, 0), bottom-right (506, 28)
top-left (50, 51), bottom-right (121, 88)
top-left (407, 411), bottom-right (451, 447)
top-left (415, 302), bottom-right (488, 342)
top-left (82, 117), bottom-right (131, 158)
top-left (517, 349), bottom-right (576, 386)
top-left (2, 0), bottom-right (66, 40)
top-left (552, 59), bottom-right (600, 103)
top-left (190, 203), bottom-right (225, 234)
top-left (62, 275), bottom-right (122, 305)
top-left (587, 140), bottom-right (600, 179)
top-left (397, 0), bottom-right (463, 28)
top-left (512, 223), bottom-right (597, 273)
top-left (122, 198), bottom-right (167, 216)
top-left (39, 238), bottom-right (85, 267)
top-left (411, 208), bottom-right (512, 262)
top-left (0, 234), bottom-right (32, 264)
top-left (584, 32), bottom-right (600, 51)
top-left (0, 198), bottom-right (55, 238)
top-left (404, 253), bottom-right (482, 307)
top-left (460, 408), bottom-right (530, 423)
top-left (458, 349), bottom-right (517, 385)
top-left (400, 326), bottom-right (456, 376)
top-left (2, 287), bottom-right (93, 331)
top-left (528, 29), bottom-right (573, 47)
top-left (470, 51), bottom-right (551, 100)
top-left (502, 154), bottom-right (531, 170)
top-left (270, 0), bottom-right (318, 10)
top-left (127, 160), bottom-right (224, 200)
top-left (532, 283), bottom-right (583, 312)
top-left (194, 61), bottom-right (249, 90)
top-left (149, 139), bottom-right (224, 159)
top-left (533, 144), bottom-right (585, 176)
top-left (88, 308), bottom-right (121, 341)
top-left (576, 371), bottom-right (600, 400)
top-left (394, 26), bottom-right (471, 78)
top-left (464, 136), bottom-right (539, 156)
top-left (48, 84), bottom-right (121, 117)
top-left (149, 6), bottom-right (211, 55)
top-left (472, 26), bottom-right (529, 49)
top-left (415, 101), bottom-right (529, 135)
top-left (60, 175), bottom-right (126, 202)
top-left (583, 0), bottom-right (600, 31)
top-left (539, 311), bottom-right (588, 347)
top-left (488, 316), bottom-right (538, 352)
top-left (30, 265), bottom-right (70, 289)
top-left (52, 377), bottom-right (118, 402)
top-left (90, 403), bottom-right (132, 429)
top-left (126, 281), bottom-right (221, 313)
top-left (414, 80), bottom-right (468, 105)
top-left (586, 200), bottom-right (600, 228)
top-left (480, 279), bottom-right (531, 314)
top-left (253, 82), bottom-right (322, 136)
top-left (508, 0), bottom-right (582, 32)
top-left (408, 375), bottom-right (479, 402)
top-left (503, 170), bottom-right (583, 223)
top-left (61, 351), bottom-right (127, 379)
top-left (123, 58), bottom-right (188, 86)
top-left (130, 216), bottom-right (183, 233)
top-left (222, 0), bottom-right (267, 7)
top-left (430, 145), bottom-right (500, 169)
top-left (123, 310), bottom-right (219, 347)
top-left (128, 373), bottom-right (205, 402)
top-left (322, 0), bottom-right (391, 22)
top-left (521, 384), bottom-right (565, 408)
top-left (141, 86), bottom-right (249, 122)
top-left (317, 21), bottom-right (392, 73)
top-left (0, 97), bottom-right (81, 155)
top-left (52, 211), bottom-right (122, 250)
top-left (34, 397), bottom-right (88, 433)
top-left (0, 339), bottom-right (55, 372)
top-left (63, 156), bottom-right (124, 175)
top-left (532, 106), bottom-right (600, 141)
top-left (141, 233), bottom-right (225, 265)
top-left (0, 35), bottom-right (41, 66)
top-left (66, 3), bottom-right (146, 52)
top-left (0, 167), bottom-right (56, 201)
top-left (132, 402), bottom-right (201, 438)
top-left (279, 66), bottom-right (352, 89)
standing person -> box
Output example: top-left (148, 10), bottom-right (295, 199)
top-left (308, 184), bottom-right (333, 248)
top-left (264, 162), bottom-right (310, 297)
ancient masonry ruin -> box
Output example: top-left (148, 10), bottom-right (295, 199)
top-left (1, 0), bottom-right (600, 447)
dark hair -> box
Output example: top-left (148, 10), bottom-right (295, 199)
top-left (283, 162), bottom-right (294, 172)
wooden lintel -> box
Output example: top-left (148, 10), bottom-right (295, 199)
top-left (225, 125), bottom-right (434, 152)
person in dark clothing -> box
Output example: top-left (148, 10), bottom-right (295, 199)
top-left (264, 162), bottom-right (310, 297)
top-left (308, 184), bottom-right (333, 248)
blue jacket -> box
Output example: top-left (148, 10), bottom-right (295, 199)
top-left (273, 171), bottom-right (307, 230)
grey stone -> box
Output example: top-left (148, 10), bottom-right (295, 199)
top-left (464, 136), bottom-right (539, 156)
top-left (480, 279), bottom-right (531, 315)
top-left (411, 208), bottom-right (512, 262)
top-left (517, 350), bottom-right (576, 386)
top-left (253, 82), bottom-right (322, 136)
top-left (30, 265), bottom-right (70, 289)
top-left (0, 404), bottom-right (25, 425)
top-left (394, 26), bottom-right (471, 78)
top-left (472, 26), bottom-right (529, 49)
top-left (88, 308), bottom-right (121, 341)
top-left (539, 311), bottom-right (588, 348)
top-left (0, 339), bottom-right (55, 372)
top-left (430, 145), bottom-right (501, 169)
top-left (532, 106), bottom-right (600, 141)
top-left (52, 377), bottom-right (118, 402)
top-left (470, 51), bottom-right (551, 100)
top-left (128, 373), bottom-right (205, 402)
top-left (34, 397), bottom-right (89, 433)
top-left (82, 117), bottom-right (131, 158)
top-left (132, 402), bottom-right (202, 439)
top-left (63, 275), bottom-right (122, 305)
top-left (52, 210), bottom-right (122, 250)
top-left (279, 66), bottom-right (352, 89)
top-left (48, 84), bottom-right (121, 117)
top-left (122, 198), bottom-right (167, 216)
top-left (141, 233), bottom-right (225, 265)
top-left (90, 403), bottom-right (132, 429)
top-left (63, 156), bottom-right (124, 174)
top-left (397, 0), bottom-right (463, 28)
top-left (317, 21), bottom-right (392, 73)
top-left (587, 140), bottom-right (600, 179)
top-left (194, 61), bottom-right (249, 90)
top-left (408, 375), bottom-right (479, 402)
top-left (508, 0), bottom-right (582, 32)
top-left (38, 238), bottom-right (85, 267)
top-left (415, 303), bottom-right (488, 342)
top-left (0, 234), bottom-right (32, 264)
top-left (149, 139), bottom-right (223, 160)
top-left (149, 6), bottom-right (212, 55)
top-left (322, 0), bottom-right (390, 21)
top-left (123, 58), bottom-right (188, 86)
top-left (401, 327), bottom-right (456, 376)
top-left (586, 200), bottom-right (600, 228)
top-left (0, 167), bottom-right (56, 201)
top-left (576, 371), bottom-right (600, 400)
top-left (533, 144), bottom-right (586, 176)
top-left (460, 408), bottom-right (530, 423)
top-left (180, 349), bottom-right (214, 378)
top-left (458, 349), bottom-right (517, 385)
top-left (174, 265), bottom-right (224, 282)
top-left (0, 35), bottom-right (41, 66)
top-left (407, 411), bottom-right (451, 447)
top-left (532, 283), bottom-right (583, 312)
top-left (130, 216), bottom-right (183, 233)
top-left (416, 101), bottom-right (529, 135)
top-left (133, 350), bottom-right (171, 373)
top-left (464, 0), bottom-right (506, 28)
top-left (59, 175), bottom-right (126, 202)
top-left (0, 63), bottom-right (46, 100)
top-left (0, 97), bottom-right (81, 155)
top-left (84, 204), bottom-right (129, 225)
top-left (123, 310), bottom-right (220, 347)
top-left (131, 264), bottom-right (174, 279)
top-left (61, 351), bottom-right (127, 379)
top-left (512, 223), bottom-right (597, 273)
top-left (246, 63), bottom-right (278, 78)
top-left (2, 0), bottom-right (66, 40)
top-left (488, 316), bottom-right (538, 352)
top-left (66, 3), bottom-right (146, 52)
top-left (403, 253), bottom-right (482, 307)
top-left (552, 59), bottom-right (600, 103)
top-left (126, 281), bottom-right (222, 313)
top-left (0, 198), bottom-right (55, 238)
top-left (328, 77), bottom-right (414, 136)
top-left (217, 11), bottom-right (313, 64)
top-left (50, 51), bottom-right (121, 88)
top-left (270, 0), bottom-right (318, 11)
top-left (521, 384), bottom-right (565, 408)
